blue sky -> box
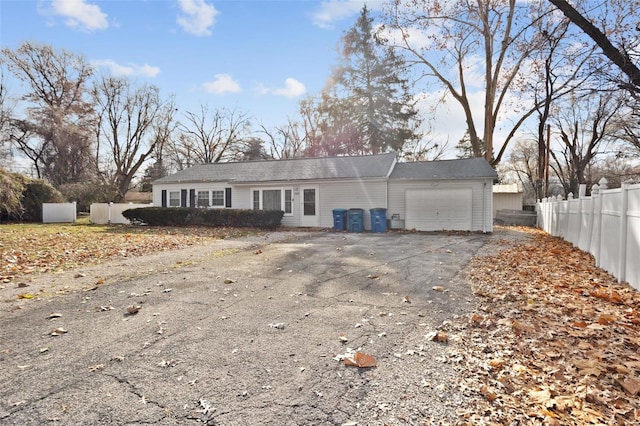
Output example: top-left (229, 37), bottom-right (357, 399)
top-left (0, 0), bottom-right (387, 131)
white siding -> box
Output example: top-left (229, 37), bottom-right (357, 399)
top-left (388, 179), bottom-right (493, 232)
top-left (493, 193), bottom-right (523, 217)
top-left (318, 180), bottom-right (388, 230)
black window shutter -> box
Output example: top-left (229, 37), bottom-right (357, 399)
top-left (225, 188), bottom-right (232, 208)
top-left (161, 190), bottom-right (167, 207)
top-left (180, 189), bottom-right (187, 207)
top-left (189, 189), bottom-right (195, 207)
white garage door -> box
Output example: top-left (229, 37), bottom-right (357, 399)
top-left (405, 188), bottom-right (473, 231)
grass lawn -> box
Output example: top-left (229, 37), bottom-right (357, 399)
top-left (0, 220), bottom-right (254, 283)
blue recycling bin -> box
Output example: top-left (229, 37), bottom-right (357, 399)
top-left (332, 208), bottom-right (347, 231)
top-left (370, 208), bottom-right (387, 233)
top-left (348, 208), bottom-right (364, 233)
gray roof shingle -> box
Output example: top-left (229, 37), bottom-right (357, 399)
top-left (153, 152), bottom-right (397, 184)
top-left (389, 157), bottom-right (497, 180)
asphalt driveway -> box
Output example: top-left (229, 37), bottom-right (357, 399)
top-left (1, 230), bottom-right (491, 425)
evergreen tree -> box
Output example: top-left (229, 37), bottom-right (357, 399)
top-left (319, 6), bottom-right (421, 155)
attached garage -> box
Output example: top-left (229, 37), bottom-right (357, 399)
top-left (388, 158), bottom-right (497, 232)
top-left (405, 188), bottom-right (473, 231)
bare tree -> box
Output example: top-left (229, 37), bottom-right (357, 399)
top-left (0, 73), bottom-right (14, 164)
top-left (1, 42), bottom-right (96, 184)
top-left (259, 118), bottom-right (307, 160)
top-left (384, 0), bottom-right (563, 165)
top-left (177, 105), bottom-right (250, 164)
top-left (548, 0), bottom-right (640, 92)
top-left (502, 139), bottom-right (539, 199)
top-left (93, 76), bottom-right (174, 201)
top-left (549, 91), bottom-right (624, 196)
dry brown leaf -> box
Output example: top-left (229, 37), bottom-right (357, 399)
top-left (480, 385), bottom-right (498, 402)
top-left (618, 378), bottom-right (640, 396)
top-left (343, 352), bottom-right (377, 368)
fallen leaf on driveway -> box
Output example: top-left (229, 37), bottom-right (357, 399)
top-left (432, 286), bottom-right (445, 292)
top-left (343, 352), bottom-right (377, 368)
top-left (224, 278), bottom-right (236, 284)
top-left (425, 330), bottom-right (448, 343)
top-left (48, 313), bottom-right (62, 319)
top-left (269, 322), bottom-right (285, 330)
top-left (126, 305), bottom-right (141, 315)
top-left (88, 364), bottom-right (105, 372)
top-left (51, 328), bottom-right (67, 336)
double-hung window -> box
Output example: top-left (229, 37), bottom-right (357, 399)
top-left (211, 190), bottom-right (225, 207)
top-left (252, 188), bottom-right (292, 215)
top-left (197, 191), bottom-right (210, 207)
top-left (169, 191), bottom-right (181, 207)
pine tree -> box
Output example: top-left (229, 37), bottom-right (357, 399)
top-left (319, 6), bottom-right (421, 155)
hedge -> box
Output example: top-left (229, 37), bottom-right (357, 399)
top-left (122, 207), bottom-right (284, 230)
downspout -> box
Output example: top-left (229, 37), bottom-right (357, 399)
top-left (482, 180), bottom-right (487, 233)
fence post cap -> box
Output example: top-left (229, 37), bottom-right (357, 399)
top-left (598, 177), bottom-right (608, 189)
top-left (568, 192), bottom-right (574, 199)
top-left (591, 184), bottom-right (599, 194)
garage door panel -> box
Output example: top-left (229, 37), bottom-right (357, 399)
top-left (405, 188), bottom-right (472, 231)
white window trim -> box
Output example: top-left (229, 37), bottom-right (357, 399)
top-left (251, 187), bottom-right (293, 216)
top-left (196, 190), bottom-right (210, 208)
top-left (211, 190), bottom-right (225, 207)
top-left (169, 191), bottom-right (181, 207)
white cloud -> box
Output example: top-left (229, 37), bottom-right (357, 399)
top-left (91, 60), bottom-right (160, 77)
top-left (203, 74), bottom-right (241, 94)
top-left (50, 0), bottom-right (108, 31)
top-left (311, 0), bottom-right (381, 29)
top-left (272, 78), bottom-right (306, 98)
top-left (256, 78), bottom-right (306, 98)
top-left (177, 0), bottom-right (219, 36)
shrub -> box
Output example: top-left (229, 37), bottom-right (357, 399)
top-left (20, 179), bottom-right (65, 222)
top-left (122, 207), bottom-right (284, 230)
top-left (0, 168), bottom-right (24, 220)
top-left (0, 170), bottom-right (64, 222)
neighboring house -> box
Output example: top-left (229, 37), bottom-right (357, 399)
top-left (492, 183), bottom-right (524, 217)
top-left (152, 153), bottom-right (498, 232)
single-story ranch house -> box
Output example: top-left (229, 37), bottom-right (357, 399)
top-left (152, 153), bottom-right (498, 232)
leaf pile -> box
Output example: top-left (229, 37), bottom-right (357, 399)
top-left (454, 228), bottom-right (640, 425)
top-left (1, 223), bottom-right (252, 283)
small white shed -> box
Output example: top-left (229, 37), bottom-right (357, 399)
top-left (493, 183), bottom-right (523, 217)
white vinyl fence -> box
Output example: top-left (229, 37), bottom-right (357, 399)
top-left (90, 203), bottom-right (152, 224)
top-left (42, 202), bottom-right (77, 223)
top-left (537, 179), bottom-right (640, 291)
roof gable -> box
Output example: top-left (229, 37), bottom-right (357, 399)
top-left (389, 157), bottom-right (498, 180)
top-left (154, 152), bottom-right (398, 184)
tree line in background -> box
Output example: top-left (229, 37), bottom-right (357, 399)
top-left (1, 1), bottom-right (640, 219)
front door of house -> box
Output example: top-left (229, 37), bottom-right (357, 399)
top-left (300, 186), bottom-right (319, 227)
